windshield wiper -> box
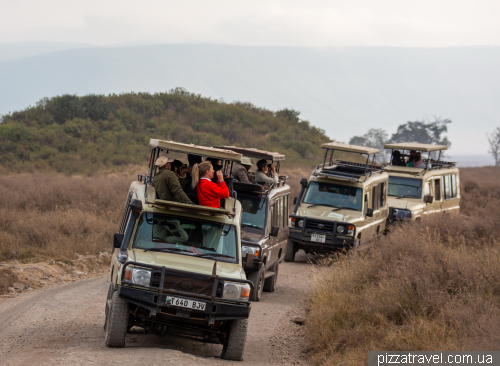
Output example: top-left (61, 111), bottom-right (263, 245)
top-left (197, 253), bottom-right (235, 259)
top-left (242, 223), bottom-right (263, 229)
top-left (395, 195), bottom-right (419, 199)
top-left (331, 206), bottom-right (357, 212)
top-left (306, 203), bottom-right (337, 208)
top-left (142, 247), bottom-right (191, 254)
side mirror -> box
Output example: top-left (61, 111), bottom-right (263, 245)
top-left (293, 197), bottom-right (298, 205)
top-left (366, 208), bottom-right (374, 217)
top-left (300, 178), bottom-right (308, 188)
top-left (424, 195), bottom-right (434, 204)
top-left (244, 253), bottom-right (255, 269)
top-left (113, 233), bottom-right (124, 249)
top-left (270, 225), bottom-right (280, 237)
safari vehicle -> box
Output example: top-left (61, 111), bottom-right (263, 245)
top-left (384, 143), bottom-right (460, 222)
top-left (287, 142), bottom-right (389, 261)
top-left (214, 146), bottom-right (290, 301)
top-left (104, 139), bottom-right (253, 361)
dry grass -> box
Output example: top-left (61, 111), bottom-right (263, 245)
top-left (0, 172), bottom-right (136, 262)
top-left (305, 167), bottom-right (500, 365)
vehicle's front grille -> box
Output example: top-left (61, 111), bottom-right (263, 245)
top-left (305, 219), bottom-right (335, 232)
top-left (151, 272), bottom-right (219, 297)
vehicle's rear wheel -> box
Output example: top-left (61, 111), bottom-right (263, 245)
top-left (104, 291), bottom-right (129, 348)
top-left (263, 260), bottom-right (279, 292)
top-left (221, 319), bottom-right (248, 361)
top-left (247, 267), bottom-right (265, 301)
top-left (284, 239), bottom-right (295, 262)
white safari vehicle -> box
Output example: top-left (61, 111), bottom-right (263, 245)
top-left (104, 139), bottom-right (253, 361)
top-left (385, 142), bottom-right (460, 222)
top-left (287, 142), bottom-right (389, 260)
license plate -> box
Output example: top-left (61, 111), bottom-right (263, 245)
top-left (166, 296), bottom-right (206, 311)
top-left (311, 233), bottom-right (326, 243)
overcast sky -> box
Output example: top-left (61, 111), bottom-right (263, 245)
top-left (2, 0), bottom-right (500, 47)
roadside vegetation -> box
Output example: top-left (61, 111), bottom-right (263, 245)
top-left (305, 167), bottom-right (500, 365)
top-left (0, 89), bottom-right (330, 174)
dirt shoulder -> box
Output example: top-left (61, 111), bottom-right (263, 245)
top-left (0, 252), bottom-right (314, 365)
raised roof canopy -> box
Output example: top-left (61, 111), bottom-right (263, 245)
top-left (321, 142), bottom-right (379, 155)
top-left (384, 143), bottom-right (448, 152)
top-left (150, 139), bottom-right (242, 161)
top-left (213, 146), bottom-right (285, 161)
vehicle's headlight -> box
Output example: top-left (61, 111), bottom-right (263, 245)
top-left (336, 225), bottom-right (345, 234)
top-left (131, 268), bottom-right (151, 286)
top-left (298, 220), bottom-right (304, 228)
top-left (394, 209), bottom-right (412, 219)
top-left (241, 245), bottom-right (260, 257)
top-left (347, 225), bottom-right (354, 235)
top-left (222, 282), bottom-right (251, 301)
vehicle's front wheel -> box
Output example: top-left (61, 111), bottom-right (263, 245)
top-left (284, 239), bottom-right (296, 262)
top-left (103, 282), bottom-right (115, 331)
top-left (263, 260), bottom-right (279, 292)
top-left (221, 319), bottom-right (248, 361)
top-left (247, 267), bottom-right (265, 301)
top-left (104, 291), bottom-right (129, 348)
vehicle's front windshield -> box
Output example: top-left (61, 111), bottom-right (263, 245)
top-left (303, 182), bottom-right (362, 211)
top-left (388, 177), bottom-right (422, 199)
top-left (133, 212), bottom-right (238, 263)
top-left (239, 195), bottom-right (267, 231)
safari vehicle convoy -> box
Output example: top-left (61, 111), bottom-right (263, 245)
top-left (214, 146), bottom-right (290, 302)
top-left (384, 143), bottom-right (460, 223)
top-left (287, 142), bottom-right (389, 261)
top-left (104, 139), bottom-right (254, 361)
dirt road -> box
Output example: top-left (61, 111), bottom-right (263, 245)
top-left (0, 253), bottom-right (315, 366)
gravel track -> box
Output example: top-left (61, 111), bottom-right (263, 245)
top-left (0, 252), bottom-right (314, 366)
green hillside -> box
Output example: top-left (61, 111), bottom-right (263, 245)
top-left (0, 89), bottom-right (330, 174)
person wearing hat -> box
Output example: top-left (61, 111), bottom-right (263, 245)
top-left (152, 156), bottom-right (192, 203)
top-left (231, 156), bottom-right (255, 184)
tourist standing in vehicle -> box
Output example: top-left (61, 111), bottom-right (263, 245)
top-left (232, 157), bottom-right (254, 183)
top-left (193, 161), bottom-right (230, 208)
top-left (414, 152), bottom-right (430, 168)
top-left (153, 157), bottom-right (192, 203)
top-left (255, 159), bottom-right (279, 185)
top-left (391, 150), bottom-right (406, 166)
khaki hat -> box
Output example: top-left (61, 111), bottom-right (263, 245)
top-left (155, 156), bottom-right (175, 167)
top-left (241, 156), bottom-right (252, 166)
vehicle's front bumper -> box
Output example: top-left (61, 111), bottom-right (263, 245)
top-left (289, 228), bottom-right (355, 249)
top-left (118, 285), bottom-right (250, 321)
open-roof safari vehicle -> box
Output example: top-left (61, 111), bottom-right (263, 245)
top-left (287, 142), bottom-right (389, 261)
top-left (384, 143), bottom-right (460, 223)
top-left (214, 146), bottom-right (290, 302)
top-left (104, 139), bottom-right (253, 361)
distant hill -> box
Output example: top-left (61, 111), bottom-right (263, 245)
top-left (0, 44), bottom-right (499, 154)
top-left (0, 90), bottom-right (330, 174)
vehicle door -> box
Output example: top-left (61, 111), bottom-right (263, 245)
top-left (275, 194), bottom-right (289, 262)
top-left (441, 173), bottom-right (460, 214)
top-left (360, 187), bottom-right (374, 244)
top-left (422, 179), bottom-right (433, 216)
top-left (262, 199), bottom-right (276, 270)
top-left (370, 181), bottom-right (386, 237)
top-left (430, 175), bottom-right (443, 214)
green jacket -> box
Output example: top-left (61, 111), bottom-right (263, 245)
top-left (153, 168), bottom-right (192, 203)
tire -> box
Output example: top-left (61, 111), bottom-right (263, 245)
top-left (284, 239), bottom-right (295, 262)
top-left (221, 319), bottom-right (248, 361)
top-left (263, 260), bottom-right (279, 292)
top-left (103, 282), bottom-right (115, 331)
top-left (247, 267), bottom-right (265, 302)
top-left (104, 291), bottom-right (129, 347)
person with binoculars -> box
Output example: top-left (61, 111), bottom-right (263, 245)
top-left (255, 159), bottom-right (279, 185)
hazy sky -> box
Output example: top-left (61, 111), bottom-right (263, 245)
top-left (2, 0), bottom-right (500, 47)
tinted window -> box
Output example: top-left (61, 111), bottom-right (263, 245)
top-left (303, 182), bottom-right (362, 211)
top-left (133, 212), bottom-right (238, 263)
top-left (443, 174), bottom-right (458, 200)
top-left (388, 177), bottom-right (423, 199)
top-left (239, 195), bottom-right (267, 230)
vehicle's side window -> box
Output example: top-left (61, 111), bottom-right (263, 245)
top-left (424, 181), bottom-right (431, 196)
top-left (270, 202), bottom-right (276, 228)
top-left (443, 174), bottom-right (458, 200)
top-left (379, 182), bottom-right (386, 208)
top-left (364, 192), bottom-right (369, 214)
top-left (434, 178), bottom-right (441, 201)
top-left (276, 198), bottom-right (282, 229)
top-left (372, 186), bottom-right (378, 210)
top-left (282, 195), bottom-right (288, 228)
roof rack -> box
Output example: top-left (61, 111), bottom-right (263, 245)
top-left (316, 143), bottom-right (383, 182)
top-left (212, 146), bottom-right (285, 161)
top-left (384, 142), bottom-right (455, 171)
